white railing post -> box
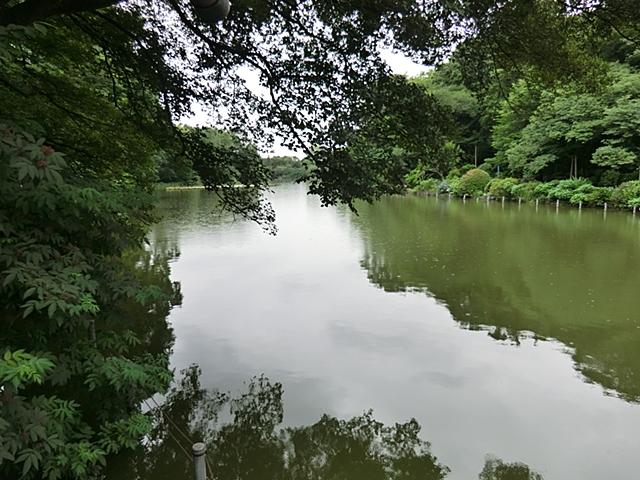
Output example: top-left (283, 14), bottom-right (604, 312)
top-left (193, 443), bottom-right (207, 480)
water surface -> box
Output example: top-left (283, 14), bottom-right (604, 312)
top-left (150, 184), bottom-right (640, 479)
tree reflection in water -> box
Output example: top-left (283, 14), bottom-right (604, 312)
top-left (105, 366), bottom-right (542, 480)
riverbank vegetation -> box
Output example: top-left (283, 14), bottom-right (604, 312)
top-left (1, 0), bottom-right (639, 478)
top-left (405, 26), bottom-right (640, 210)
top-left (262, 156), bottom-right (308, 184)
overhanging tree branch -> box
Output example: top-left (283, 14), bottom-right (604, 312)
top-left (0, 0), bottom-right (123, 26)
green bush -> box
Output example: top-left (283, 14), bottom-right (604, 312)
top-left (569, 184), bottom-right (613, 206)
top-left (598, 169), bottom-right (622, 187)
top-left (412, 178), bottom-right (439, 193)
top-left (404, 166), bottom-right (424, 188)
top-left (487, 177), bottom-right (519, 198)
top-left (460, 163), bottom-right (476, 175)
top-left (511, 182), bottom-right (541, 201)
top-left (447, 168), bottom-right (461, 180)
top-left (611, 181), bottom-right (640, 208)
top-left (444, 177), bottom-right (461, 193)
top-left (547, 178), bottom-right (592, 201)
top-left (478, 162), bottom-right (493, 174)
top-left (453, 168), bottom-right (491, 196)
top-left (586, 187), bottom-right (614, 206)
top-left (569, 184), bottom-right (593, 205)
top-left (533, 180), bottom-right (559, 199)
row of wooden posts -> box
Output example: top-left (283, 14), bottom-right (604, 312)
top-left (431, 191), bottom-right (638, 216)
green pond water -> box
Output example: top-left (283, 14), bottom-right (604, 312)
top-left (124, 183), bottom-right (640, 479)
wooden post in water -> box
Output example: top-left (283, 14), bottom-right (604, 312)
top-left (556, 199), bottom-right (560, 212)
top-left (535, 198), bottom-right (539, 211)
top-left (518, 197), bottom-right (522, 207)
top-left (463, 194), bottom-right (467, 203)
top-left (604, 202), bottom-right (608, 218)
top-left (501, 196), bottom-right (505, 208)
top-left (634, 205), bottom-right (637, 216)
top-left (193, 443), bottom-right (207, 480)
top-left (579, 201), bottom-right (582, 212)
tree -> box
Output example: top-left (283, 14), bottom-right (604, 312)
top-left (0, 126), bottom-right (180, 479)
top-left (262, 156), bottom-right (308, 183)
top-left (1, 0), bottom-right (638, 209)
top-left (413, 61), bottom-right (492, 166)
top-left (490, 62), bottom-right (640, 183)
top-left (2, 2), bottom-right (640, 479)
top-left (596, 94), bottom-right (640, 179)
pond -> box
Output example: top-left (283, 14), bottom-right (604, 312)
top-left (145, 183), bottom-right (640, 479)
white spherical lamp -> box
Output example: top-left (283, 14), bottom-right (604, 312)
top-left (191, 0), bottom-right (231, 23)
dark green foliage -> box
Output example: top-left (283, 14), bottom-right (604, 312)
top-left (411, 178), bottom-right (440, 194)
top-left (479, 455), bottom-right (543, 480)
top-left (487, 178), bottom-right (519, 198)
top-left (546, 179), bottom-right (592, 201)
top-left (611, 180), bottom-right (640, 207)
top-left (262, 156), bottom-right (308, 183)
top-left (490, 64), bottom-right (640, 182)
top-left (568, 184), bottom-right (614, 206)
top-left (0, 127), bottom-right (179, 480)
top-left (182, 127), bottom-right (276, 231)
top-left (454, 168), bottom-right (491, 196)
top-left (1, 2), bottom-right (639, 478)
top-left (308, 75), bottom-right (448, 208)
top-left (155, 151), bottom-right (199, 185)
top-left (510, 182), bottom-right (541, 201)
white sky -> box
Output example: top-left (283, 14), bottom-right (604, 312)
top-left (181, 49), bottom-right (430, 157)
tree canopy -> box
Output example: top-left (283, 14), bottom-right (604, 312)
top-left (2, 1), bottom-right (640, 479)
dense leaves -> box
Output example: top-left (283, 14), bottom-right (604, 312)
top-left (0, 127), bottom-right (179, 479)
top-left (2, 1), bottom-right (640, 479)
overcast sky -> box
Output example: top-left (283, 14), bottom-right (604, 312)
top-left (181, 49), bottom-right (431, 157)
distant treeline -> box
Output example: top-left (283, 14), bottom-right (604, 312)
top-left (155, 130), bottom-right (307, 185)
top-left (405, 33), bottom-right (640, 189)
top-left (262, 155), bottom-right (307, 183)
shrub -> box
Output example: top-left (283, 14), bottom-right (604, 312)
top-left (444, 177), bottom-right (460, 193)
top-left (533, 180), bottom-right (559, 199)
top-left (611, 181), bottom-right (640, 208)
top-left (412, 178), bottom-right (439, 193)
top-left (598, 169), bottom-right (622, 187)
top-left (447, 168), bottom-right (461, 180)
top-left (569, 184), bottom-right (593, 205)
top-left (487, 177), bottom-right (519, 198)
top-left (547, 178), bottom-right (592, 201)
top-left (569, 184), bottom-right (613, 206)
top-left (586, 187), bottom-right (614, 206)
top-left (454, 168), bottom-right (491, 196)
top-left (511, 182), bottom-right (541, 201)
top-left (478, 162), bottom-right (493, 174)
top-left (435, 179), bottom-right (449, 193)
top-left (460, 163), bottom-right (476, 175)
top-left (404, 166), bottom-right (424, 188)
